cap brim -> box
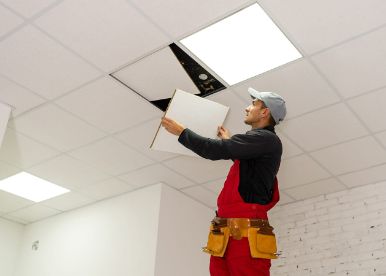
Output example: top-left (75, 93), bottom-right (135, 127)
top-left (248, 87), bottom-right (263, 101)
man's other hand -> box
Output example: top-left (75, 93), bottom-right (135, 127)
top-left (217, 126), bottom-right (231, 139)
top-left (161, 117), bottom-right (186, 136)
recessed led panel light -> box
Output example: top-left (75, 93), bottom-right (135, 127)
top-left (0, 172), bottom-right (70, 202)
top-left (180, 4), bottom-right (302, 85)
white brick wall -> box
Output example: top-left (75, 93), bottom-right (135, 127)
top-left (269, 181), bottom-right (386, 276)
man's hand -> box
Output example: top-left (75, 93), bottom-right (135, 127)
top-left (217, 126), bottom-right (231, 139)
top-left (161, 117), bottom-right (186, 136)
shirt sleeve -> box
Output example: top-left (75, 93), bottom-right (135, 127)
top-left (178, 128), bottom-right (278, 160)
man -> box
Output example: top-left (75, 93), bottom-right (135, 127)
top-left (161, 88), bottom-right (286, 276)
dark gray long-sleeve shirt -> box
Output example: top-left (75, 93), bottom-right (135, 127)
top-left (178, 126), bottom-right (282, 204)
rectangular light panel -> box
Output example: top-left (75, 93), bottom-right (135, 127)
top-left (180, 4), bottom-right (302, 85)
top-left (0, 172), bottom-right (70, 202)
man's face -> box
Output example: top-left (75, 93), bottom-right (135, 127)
top-left (244, 99), bottom-right (267, 126)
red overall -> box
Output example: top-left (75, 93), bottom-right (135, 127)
top-left (210, 160), bottom-right (280, 276)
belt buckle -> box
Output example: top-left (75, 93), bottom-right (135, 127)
top-left (228, 218), bottom-right (250, 240)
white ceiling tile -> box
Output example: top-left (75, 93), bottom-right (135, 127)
top-left (41, 191), bottom-right (93, 211)
top-left (275, 191), bottom-right (295, 206)
top-left (131, 0), bottom-right (252, 39)
top-left (11, 104), bottom-right (106, 151)
top-left (0, 76), bottom-right (45, 117)
top-left (277, 155), bottom-right (330, 189)
top-left (311, 26), bottom-right (386, 98)
top-left (114, 47), bottom-right (200, 101)
top-left (207, 89), bottom-right (250, 135)
top-left (281, 104), bottom-right (368, 151)
top-left (233, 59), bottom-right (340, 118)
top-left (276, 131), bottom-right (302, 159)
top-left (376, 131), bottom-right (386, 148)
top-left (348, 87), bottom-right (386, 132)
top-left (259, 0), bottom-right (386, 54)
top-left (285, 178), bottom-right (346, 201)
top-left (201, 178), bottom-right (226, 195)
top-left (181, 185), bottom-right (217, 209)
top-left (0, 5), bottom-right (23, 37)
top-left (77, 178), bottom-right (135, 201)
top-left (163, 156), bottom-right (232, 184)
top-left (56, 77), bottom-right (162, 133)
top-left (339, 163), bottom-right (386, 188)
top-left (7, 204), bottom-right (60, 223)
top-left (35, 0), bottom-right (170, 72)
top-left (115, 118), bottom-right (176, 162)
top-left (119, 164), bottom-right (195, 189)
top-left (1, 214), bottom-right (29, 224)
top-left (27, 155), bottom-right (110, 190)
top-left (69, 137), bottom-right (154, 176)
top-left (0, 128), bottom-right (59, 168)
top-left (0, 190), bottom-right (34, 213)
top-left (1, 0), bottom-right (57, 18)
top-left (0, 26), bottom-right (100, 99)
top-left (311, 136), bottom-right (386, 175)
top-left (0, 161), bottom-right (20, 180)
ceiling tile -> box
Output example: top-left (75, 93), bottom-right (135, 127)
top-left (0, 128), bottom-right (59, 168)
top-left (339, 163), bottom-right (386, 188)
top-left (11, 104), bottom-right (106, 151)
top-left (41, 191), bottom-right (93, 211)
top-left (69, 137), bottom-right (154, 176)
top-left (77, 178), bottom-right (135, 201)
top-left (285, 178), bottom-right (346, 200)
top-left (377, 131), bottom-right (386, 148)
top-left (275, 191), bottom-right (295, 206)
top-left (181, 185), bottom-right (217, 209)
top-left (201, 178), bottom-right (226, 195)
top-left (0, 161), bottom-right (20, 180)
top-left (1, 0), bottom-right (57, 18)
top-left (348, 87), bottom-right (386, 132)
top-left (0, 75), bottom-right (45, 117)
top-left (0, 5), bottom-right (23, 37)
top-left (163, 156), bottom-right (232, 184)
top-left (1, 214), bottom-right (29, 224)
top-left (259, 0), bottom-right (386, 54)
top-left (119, 164), bottom-right (195, 189)
top-left (0, 190), bottom-right (34, 213)
top-left (8, 204), bottom-right (61, 223)
top-left (115, 118), bottom-right (176, 162)
top-left (0, 26), bottom-right (101, 99)
top-left (130, 0), bottom-right (252, 39)
top-left (277, 155), bottom-right (330, 189)
top-left (113, 46), bottom-right (200, 101)
top-left (233, 59), bottom-right (340, 118)
top-left (56, 77), bottom-right (162, 133)
top-left (207, 89), bottom-right (250, 135)
top-left (27, 154), bottom-right (110, 190)
top-left (276, 131), bottom-right (302, 159)
top-left (281, 104), bottom-right (368, 151)
top-left (35, 0), bottom-right (170, 72)
top-left (311, 136), bottom-right (386, 175)
top-left (311, 26), bottom-right (386, 98)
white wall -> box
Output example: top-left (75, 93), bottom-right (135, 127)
top-left (0, 218), bottom-right (24, 276)
top-left (155, 184), bottom-right (213, 276)
top-left (13, 183), bottom-right (214, 276)
top-left (270, 180), bottom-right (386, 276)
top-left (14, 184), bottom-right (162, 276)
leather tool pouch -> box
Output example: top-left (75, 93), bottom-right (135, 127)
top-left (247, 227), bottom-right (278, 259)
top-left (202, 225), bottom-right (230, 257)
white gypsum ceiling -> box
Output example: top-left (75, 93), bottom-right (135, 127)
top-left (1, 0), bottom-right (386, 224)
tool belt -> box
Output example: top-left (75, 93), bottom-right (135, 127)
top-left (202, 217), bottom-right (277, 259)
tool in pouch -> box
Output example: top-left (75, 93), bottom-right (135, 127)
top-left (202, 217), bottom-right (278, 259)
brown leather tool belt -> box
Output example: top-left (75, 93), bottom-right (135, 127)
top-left (211, 217), bottom-right (274, 238)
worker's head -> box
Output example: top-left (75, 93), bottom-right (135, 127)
top-left (244, 88), bottom-right (286, 128)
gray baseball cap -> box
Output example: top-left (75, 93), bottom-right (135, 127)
top-left (248, 87), bottom-right (286, 124)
